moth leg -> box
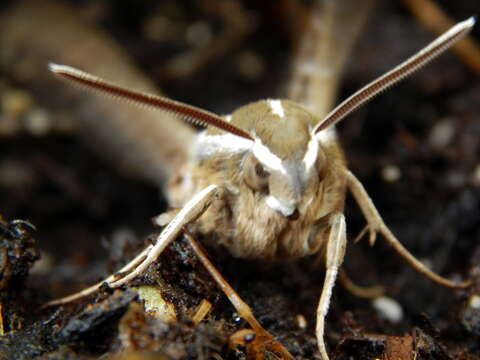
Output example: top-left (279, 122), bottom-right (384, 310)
top-left (183, 229), bottom-right (293, 360)
top-left (346, 169), bottom-right (471, 288)
top-left (43, 244), bottom-right (153, 307)
top-left (338, 269), bottom-right (384, 299)
top-left (43, 185), bottom-right (221, 307)
top-left (316, 212), bottom-right (347, 360)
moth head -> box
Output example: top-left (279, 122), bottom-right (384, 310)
top-left (232, 99), bottom-right (328, 218)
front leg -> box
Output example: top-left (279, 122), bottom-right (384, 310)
top-left (346, 169), bottom-right (471, 288)
top-left (316, 212), bottom-right (347, 360)
top-left (43, 184), bottom-right (221, 307)
top-left (109, 185), bottom-right (221, 288)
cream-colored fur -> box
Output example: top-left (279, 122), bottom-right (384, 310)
top-left (169, 100), bottom-right (347, 261)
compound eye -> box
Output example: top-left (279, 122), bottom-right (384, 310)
top-left (255, 163), bottom-right (269, 179)
top-left (244, 155), bottom-right (270, 191)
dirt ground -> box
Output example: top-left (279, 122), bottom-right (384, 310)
top-left (0, 1), bottom-right (479, 359)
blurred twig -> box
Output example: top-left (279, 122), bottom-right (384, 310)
top-left (288, 0), bottom-right (376, 117)
top-left (0, 0), bottom-right (195, 186)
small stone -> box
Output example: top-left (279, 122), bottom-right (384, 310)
top-left (372, 296), bottom-right (403, 323)
top-left (469, 295), bottom-right (480, 309)
top-left (428, 118), bottom-right (455, 148)
top-left (296, 314), bottom-right (307, 330)
top-left (24, 108), bottom-right (51, 136)
top-left (381, 165), bottom-right (401, 183)
top-left (460, 294), bottom-right (480, 335)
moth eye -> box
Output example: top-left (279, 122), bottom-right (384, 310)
top-left (243, 155), bottom-right (269, 191)
top-left (255, 163), bottom-right (269, 178)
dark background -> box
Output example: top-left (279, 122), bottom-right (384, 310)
top-left (0, 1), bottom-right (479, 359)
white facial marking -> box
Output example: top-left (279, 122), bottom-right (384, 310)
top-left (269, 99), bottom-right (285, 118)
top-left (252, 138), bottom-right (286, 174)
top-left (314, 126), bottom-right (337, 143)
top-left (195, 131), bottom-right (253, 159)
top-left (303, 137), bottom-right (319, 171)
top-left (266, 195), bottom-right (295, 217)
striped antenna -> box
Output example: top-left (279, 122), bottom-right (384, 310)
top-left (314, 17), bottom-right (476, 134)
top-left (49, 64), bottom-right (254, 141)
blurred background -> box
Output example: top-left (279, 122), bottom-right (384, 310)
top-left (0, 0), bottom-right (479, 359)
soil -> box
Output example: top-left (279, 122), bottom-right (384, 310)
top-left (0, 1), bottom-right (479, 359)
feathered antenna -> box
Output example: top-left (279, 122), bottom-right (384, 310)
top-left (313, 17), bottom-right (475, 134)
top-left (49, 63), bottom-right (254, 141)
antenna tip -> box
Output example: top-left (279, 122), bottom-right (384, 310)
top-left (48, 63), bottom-right (84, 78)
top-left (464, 16), bottom-right (476, 28)
top-left (48, 62), bottom-right (68, 74)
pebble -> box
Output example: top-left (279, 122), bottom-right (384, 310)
top-left (372, 296), bottom-right (403, 323)
top-left (381, 164), bottom-right (401, 183)
top-left (428, 118), bottom-right (455, 148)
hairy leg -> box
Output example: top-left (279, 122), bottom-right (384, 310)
top-left (346, 169), bottom-right (471, 288)
top-left (43, 184), bottom-right (221, 307)
top-left (316, 212), bottom-right (347, 360)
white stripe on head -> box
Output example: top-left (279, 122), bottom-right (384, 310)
top-left (252, 138), bottom-right (286, 174)
top-left (303, 137), bottom-right (319, 171)
top-left (266, 195), bottom-right (295, 216)
top-left (314, 126), bottom-right (337, 143)
top-left (268, 99), bottom-right (285, 118)
top-left (195, 131), bottom-right (253, 159)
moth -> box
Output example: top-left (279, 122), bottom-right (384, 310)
top-left (45, 17), bottom-right (475, 360)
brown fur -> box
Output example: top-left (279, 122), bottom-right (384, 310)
top-left (169, 100), bottom-right (347, 261)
